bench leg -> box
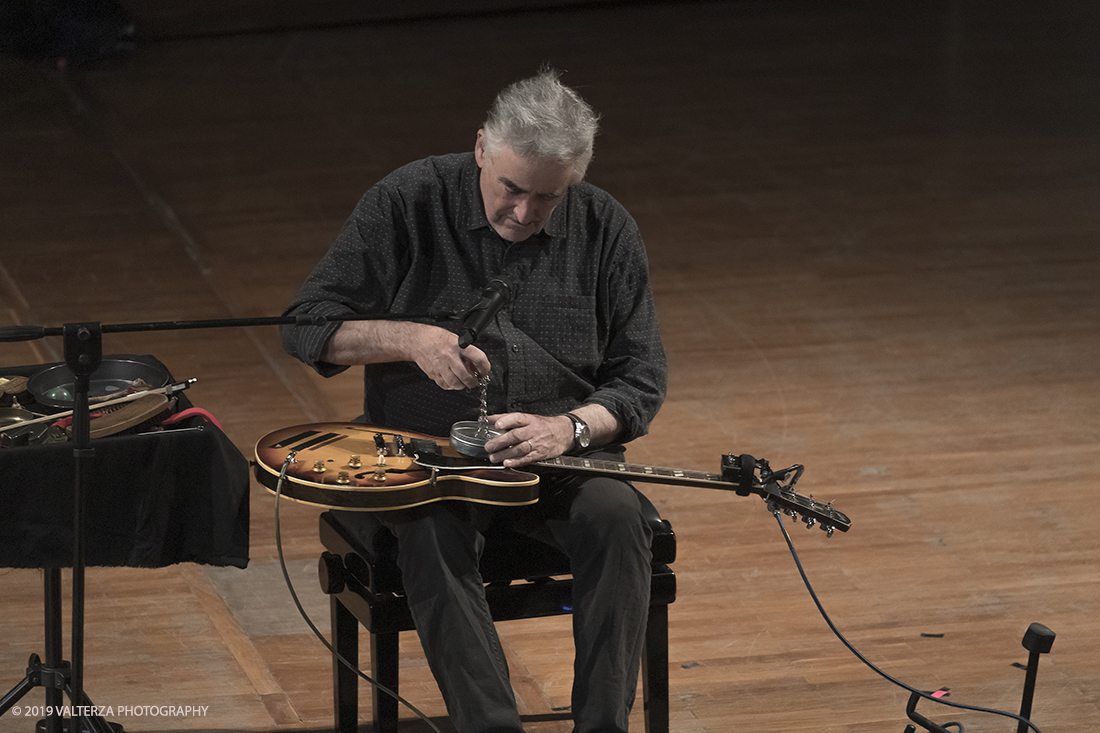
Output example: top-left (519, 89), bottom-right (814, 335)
top-left (332, 595), bottom-right (360, 733)
top-left (371, 631), bottom-right (401, 733)
top-left (642, 603), bottom-right (670, 733)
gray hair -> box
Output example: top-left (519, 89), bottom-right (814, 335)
top-left (482, 68), bottom-right (600, 182)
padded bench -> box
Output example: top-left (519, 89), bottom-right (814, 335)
top-left (317, 491), bottom-right (676, 733)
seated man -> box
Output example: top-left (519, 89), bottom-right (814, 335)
top-left (282, 68), bottom-right (667, 733)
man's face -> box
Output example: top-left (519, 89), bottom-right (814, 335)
top-left (475, 129), bottom-right (575, 242)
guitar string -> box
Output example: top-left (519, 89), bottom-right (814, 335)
top-left (273, 454), bottom-right (443, 733)
top-left (774, 511), bottom-right (1042, 733)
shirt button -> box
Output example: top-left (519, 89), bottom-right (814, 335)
top-left (511, 344), bottom-right (520, 352)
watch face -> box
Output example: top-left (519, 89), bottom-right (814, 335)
top-left (568, 413), bottom-right (590, 451)
top-left (575, 420), bottom-right (591, 448)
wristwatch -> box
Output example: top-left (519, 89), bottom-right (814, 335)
top-left (564, 413), bottom-right (591, 453)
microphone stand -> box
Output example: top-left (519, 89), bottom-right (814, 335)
top-left (68, 322), bottom-right (102, 733)
top-left (0, 310), bottom-right (438, 733)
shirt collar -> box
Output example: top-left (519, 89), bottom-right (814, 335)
top-left (460, 153), bottom-right (491, 232)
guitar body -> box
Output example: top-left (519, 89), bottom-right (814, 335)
top-left (254, 423), bottom-right (540, 511)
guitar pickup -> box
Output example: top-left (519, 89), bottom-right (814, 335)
top-left (410, 437), bottom-right (441, 458)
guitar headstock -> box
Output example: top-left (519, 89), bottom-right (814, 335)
top-left (721, 454), bottom-right (851, 536)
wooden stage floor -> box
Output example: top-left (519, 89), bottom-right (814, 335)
top-left (2, 1), bottom-right (1099, 731)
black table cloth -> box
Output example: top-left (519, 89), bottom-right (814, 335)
top-left (0, 355), bottom-right (249, 569)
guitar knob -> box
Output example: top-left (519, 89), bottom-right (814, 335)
top-left (373, 467), bottom-right (387, 482)
top-left (823, 525), bottom-right (835, 538)
top-left (348, 454), bottom-right (362, 468)
top-left (803, 516), bottom-right (816, 529)
top-left (336, 471), bottom-right (350, 485)
top-left (312, 460), bottom-right (326, 473)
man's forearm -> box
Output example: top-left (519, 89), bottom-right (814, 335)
top-left (321, 320), bottom-right (491, 391)
top-left (567, 402), bottom-right (621, 449)
top-left (319, 320), bottom-right (424, 365)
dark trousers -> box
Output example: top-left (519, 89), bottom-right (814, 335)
top-left (376, 467), bottom-right (654, 733)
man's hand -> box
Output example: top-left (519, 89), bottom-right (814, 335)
top-left (407, 324), bottom-right (490, 390)
top-left (484, 404), bottom-right (620, 468)
top-left (321, 321), bottom-right (490, 390)
top-left (483, 413), bottom-right (574, 468)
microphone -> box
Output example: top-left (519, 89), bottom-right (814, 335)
top-left (458, 275), bottom-right (514, 348)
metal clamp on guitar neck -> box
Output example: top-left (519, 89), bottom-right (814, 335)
top-left (722, 454), bottom-right (845, 537)
top-left (721, 453), bottom-right (759, 496)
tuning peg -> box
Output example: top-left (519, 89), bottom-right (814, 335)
top-left (803, 515), bottom-right (816, 529)
top-left (822, 525), bottom-right (835, 538)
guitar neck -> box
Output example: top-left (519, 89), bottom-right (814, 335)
top-left (535, 455), bottom-right (742, 492)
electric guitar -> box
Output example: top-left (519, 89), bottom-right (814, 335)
top-left (253, 423), bottom-right (850, 535)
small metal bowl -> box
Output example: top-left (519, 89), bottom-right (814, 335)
top-left (28, 357), bottom-right (169, 409)
top-left (449, 420), bottom-right (502, 458)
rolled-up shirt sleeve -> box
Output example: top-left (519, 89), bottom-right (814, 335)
top-left (280, 183), bottom-right (409, 377)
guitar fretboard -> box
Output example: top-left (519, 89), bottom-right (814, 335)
top-left (537, 455), bottom-right (738, 490)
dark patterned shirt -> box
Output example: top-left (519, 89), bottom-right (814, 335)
top-left (281, 152), bottom-right (666, 441)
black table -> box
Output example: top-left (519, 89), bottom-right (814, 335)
top-left (0, 355), bottom-right (249, 569)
